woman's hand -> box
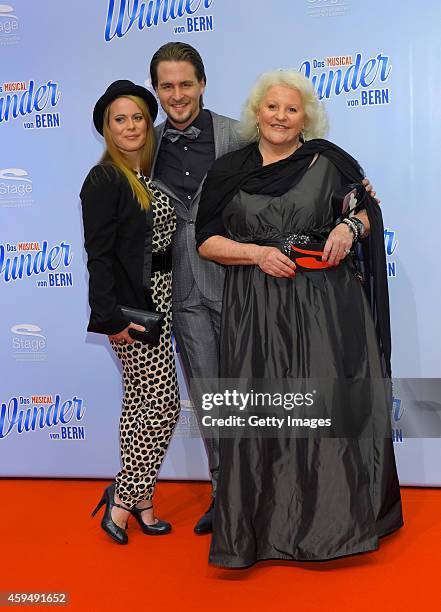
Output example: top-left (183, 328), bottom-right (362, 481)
top-left (109, 323), bottom-right (145, 345)
top-left (322, 224), bottom-right (354, 266)
top-left (198, 236), bottom-right (295, 276)
top-left (255, 246), bottom-right (296, 278)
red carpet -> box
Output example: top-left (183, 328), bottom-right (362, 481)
top-left (0, 481), bottom-right (440, 611)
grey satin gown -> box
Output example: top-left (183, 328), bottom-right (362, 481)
top-left (209, 155), bottom-right (403, 568)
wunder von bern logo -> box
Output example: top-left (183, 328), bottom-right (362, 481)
top-left (104, 0), bottom-right (215, 40)
top-left (391, 397), bottom-right (404, 443)
top-left (0, 79), bottom-right (61, 128)
top-left (0, 395), bottom-right (86, 441)
top-left (384, 228), bottom-right (398, 278)
top-left (300, 52), bottom-right (392, 108)
top-left (0, 168), bottom-right (33, 208)
top-left (0, 240), bottom-right (74, 287)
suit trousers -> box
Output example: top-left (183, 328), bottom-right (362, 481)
top-left (172, 281), bottom-right (222, 496)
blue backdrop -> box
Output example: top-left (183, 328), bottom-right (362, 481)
top-left (1, 0), bottom-right (440, 484)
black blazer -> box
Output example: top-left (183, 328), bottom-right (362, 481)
top-left (80, 164), bottom-right (154, 335)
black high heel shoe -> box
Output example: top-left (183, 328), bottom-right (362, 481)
top-left (130, 504), bottom-right (171, 535)
top-left (91, 483), bottom-right (131, 545)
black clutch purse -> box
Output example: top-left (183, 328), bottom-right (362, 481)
top-left (119, 305), bottom-right (164, 346)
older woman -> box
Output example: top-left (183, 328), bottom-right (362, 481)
top-left (81, 80), bottom-right (179, 544)
top-left (196, 70), bottom-right (403, 567)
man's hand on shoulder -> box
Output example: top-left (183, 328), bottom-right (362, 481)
top-left (362, 177), bottom-right (380, 205)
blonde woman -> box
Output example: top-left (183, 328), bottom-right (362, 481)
top-left (197, 70), bottom-right (403, 567)
top-left (81, 80), bottom-right (179, 544)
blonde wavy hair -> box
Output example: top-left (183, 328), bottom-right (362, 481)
top-left (240, 70), bottom-right (329, 142)
top-left (101, 95), bottom-right (156, 210)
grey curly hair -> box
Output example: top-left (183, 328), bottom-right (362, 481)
top-left (240, 69), bottom-right (329, 142)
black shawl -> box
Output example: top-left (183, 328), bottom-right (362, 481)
top-left (195, 139), bottom-right (392, 376)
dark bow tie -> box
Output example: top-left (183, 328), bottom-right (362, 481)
top-left (162, 125), bottom-right (201, 143)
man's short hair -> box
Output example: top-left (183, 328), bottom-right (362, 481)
top-left (150, 41), bottom-right (207, 90)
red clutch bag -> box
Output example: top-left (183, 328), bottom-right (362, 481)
top-left (283, 235), bottom-right (338, 271)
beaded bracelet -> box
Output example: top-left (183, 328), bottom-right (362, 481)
top-left (350, 216), bottom-right (365, 239)
top-left (341, 218), bottom-right (359, 241)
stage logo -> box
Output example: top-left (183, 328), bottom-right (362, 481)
top-left (0, 79), bottom-right (61, 128)
top-left (11, 323), bottom-right (47, 363)
top-left (299, 52), bottom-right (392, 107)
top-left (0, 394), bottom-right (86, 440)
top-left (0, 4), bottom-right (19, 46)
top-left (104, 0), bottom-right (215, 41)
top-left (384, 228), bottom-right (398, 278)
top-left (0, 240), bottom-right (74, 287)
top-left (174, 399), bottom-right (201, 438)
top-left (0, 168), bottom-right (33, 208)
top-left (306, 0), bottom-right (350, 18)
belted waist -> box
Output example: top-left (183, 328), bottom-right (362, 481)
top-left (151, 245), bottom-right (172, 273)
top-left (253, 233), bottom-right (326, 250)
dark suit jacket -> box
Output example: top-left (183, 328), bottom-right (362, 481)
top-left (80, 164), bottom-right (154, 335)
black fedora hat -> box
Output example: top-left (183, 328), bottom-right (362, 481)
top-left (93, 79), bottom-right (158, 135)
